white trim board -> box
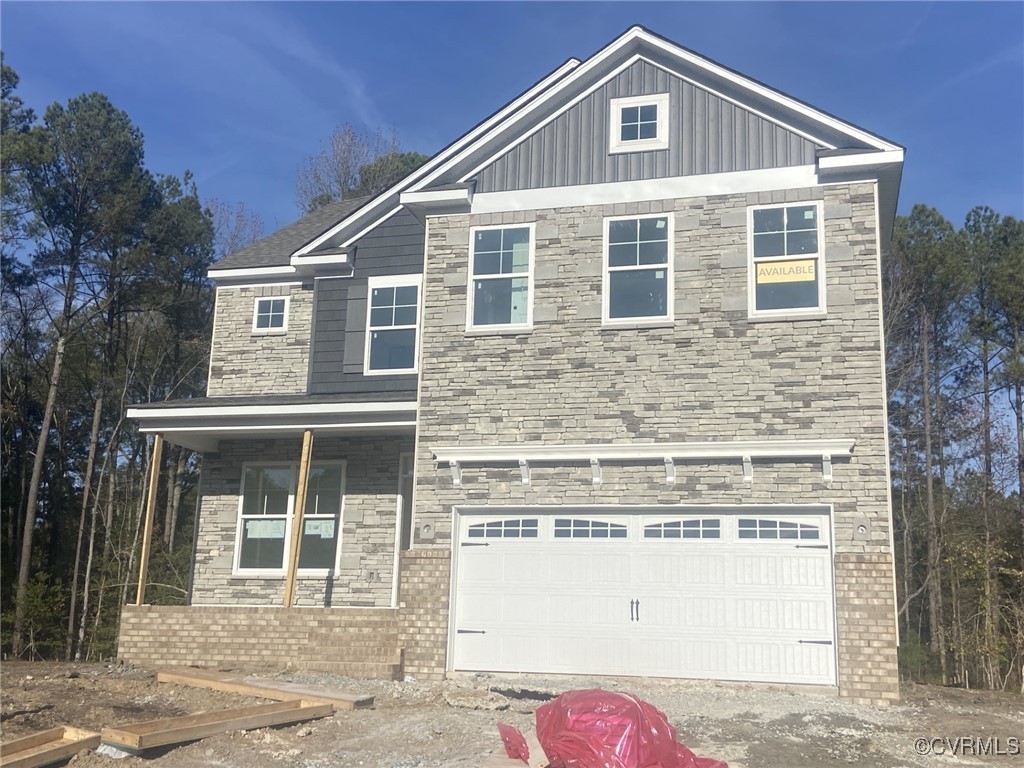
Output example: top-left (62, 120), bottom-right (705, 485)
top-left (470, 165), bottom-right (818, 214)
top-left (208, 265), bottom-right (297, 280)
top-left (128, 401), bottom-right (417, 420)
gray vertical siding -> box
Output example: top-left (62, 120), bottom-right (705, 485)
top-left (475, 59), bottom-right (820, 193)
top-left (308, 209), bottom-right (424, 395)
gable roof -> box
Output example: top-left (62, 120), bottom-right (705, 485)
top-left (211, 195), bottom-right (371, 271)
top-left (292, 25), bottom-right (901, 261)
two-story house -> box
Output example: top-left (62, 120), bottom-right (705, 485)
top-left (122, 26), bottom-right (904, 706)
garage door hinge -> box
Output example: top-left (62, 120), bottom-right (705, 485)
top-left (461, 542), bottom-right (489, 547)
top-left (798, 639), bottom-right (833, 645)
top-left (795, 544), bottom-right (829, 549)
top-left (457, 629), bottom-right (487, 635)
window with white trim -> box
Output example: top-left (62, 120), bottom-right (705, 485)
top-left (604, 214), bottom-right (672, 322)
top-left (468, 225), bottom-right (533, 329)
top-left (609, 93), bottom-right (670, 153)
top-left (467, 519), bottom-right (539, 539)
top-left (737, 518), bottom-right (820, 540)
top-left (252, 297), bottom-right (288, 333)
top-left (554, 519), bottom-right (628, 539)
top-left (235, 462), bottom-right (344, 573)
top-left (366, 275), bottom-right (420, 374)
top-left (749, 203), bottom-right (824, 315)
top-left (644, 519), bottom-right (721, 539)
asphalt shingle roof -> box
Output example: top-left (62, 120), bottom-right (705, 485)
top-left (212, 196), bottom-right (372, 270)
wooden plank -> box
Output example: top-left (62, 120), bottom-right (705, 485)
top-left (100, 700), bottom-right (331, 751)
top-left (523, 729), bottom-right (549, 768)
top-left (135, 434), bottom-right (164, 606)
top-left (0, 725), bottom-right (101, 768)
top-left (155, 667), bottom-right (373, 710)
top-left (283, 428), bottom-right (314, 607)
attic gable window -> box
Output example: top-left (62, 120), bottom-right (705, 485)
top-left (609, 93), bottom-right (670, 154)
top-left (252, 297), bottom-right (289, 334)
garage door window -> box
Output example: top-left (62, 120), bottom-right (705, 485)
top-left (644, 519), bottom-right (721, 539)
top-left (467, 519), bottom-right (539, 538)
top-left (738, 518), bottom-right (820, 540)
top-left (554, 519), bottom-right (627, 539)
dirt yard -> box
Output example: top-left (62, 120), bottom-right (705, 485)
top-left (1, 662), bottom-right (1021, 767)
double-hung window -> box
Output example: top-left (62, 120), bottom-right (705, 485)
top-left (604, 214), bottom-right (673, 323)
top-left (609, 93), bottom-right (670, 153)
top-left (468, 224), bottom-right (533, 329)
top-left (235, 462), bottom-right (344, 574)
top-left (252, 297), bottom-right (288, 333)
top-left (749, 203), bottom-right (825, 315)
top-left (365, 275), bottom-right (421, 374)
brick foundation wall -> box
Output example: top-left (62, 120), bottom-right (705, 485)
top-left (118, 549), bottom-right (453, 681)
top-left (834, 553), bottom-right (900, 704)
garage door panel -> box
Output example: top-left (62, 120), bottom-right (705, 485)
top-left (454, 510), bottom-right (836, 686)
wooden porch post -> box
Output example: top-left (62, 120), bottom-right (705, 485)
top-left (135, 434), bottom-right (164, 606)
top-left (283, 429), bottom-right (314, 607)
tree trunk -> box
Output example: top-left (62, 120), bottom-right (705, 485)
top-left (163, 446), bottom-right (187, 550)
top-left (921, 314), bottom-right (946, 682)
top-left (12, 334), bottom-right (68, 656)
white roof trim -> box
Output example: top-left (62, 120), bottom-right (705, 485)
top-left (400, 187), bottom-right (473, 206)
top-left (207, 265), bottom-right (297, 280)
top-left (139, 420), bottom-right (416, 434)
top-left (818, 149), bottom-right (905, 170)
top-left (432, 439), bottom-right (855, 463)
top-left (289, 251), bottom-right (350, 268)
top-left (128, 401), bottom-right (417, 420)
top-left (291, 57), bottom-right (582, 257)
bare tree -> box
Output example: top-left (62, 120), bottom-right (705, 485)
top-left (207, 198), bottom-right (264, 259)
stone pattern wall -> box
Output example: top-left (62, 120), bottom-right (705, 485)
top-left (191, 434), bottom-right (412, 607)
top-left (207, 284), bottom-right (313, 396)
top-left (411, 182), bottom-right (899, 703)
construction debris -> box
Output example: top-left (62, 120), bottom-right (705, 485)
top-left (155, 666), bottom-right (374, 710)
top-left (0, 725), bottom-right (100, 768)
top-left (99, 700), bottom-right (332, 755)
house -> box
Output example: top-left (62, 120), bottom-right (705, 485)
top-left (122, 26), bottom-right (904, 706)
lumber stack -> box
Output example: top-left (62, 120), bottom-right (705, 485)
top-left (155, 666), bottom-right (374, 710)
top-left (0, 726), bottom-right (100, 768)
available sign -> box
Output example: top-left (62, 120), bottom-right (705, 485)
top-left (756, 259), bottom-right (816, 283)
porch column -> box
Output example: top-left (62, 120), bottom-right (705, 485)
top-left (283, 429), bottom-right (314, 607)
top-left (135, 434), bottom-right (164, 606)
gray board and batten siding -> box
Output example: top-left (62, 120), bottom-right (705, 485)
top-left (475, 58), bottom-right (821, 193)
top-left (308, 209), bottom-right (425, 395)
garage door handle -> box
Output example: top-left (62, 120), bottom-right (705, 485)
top-left (636, 599), bottom-right (640, 622)
top-left (795, 544), bottom-right (829, 549)
top-left (461, 542), bottom-right (489, 547)
top-left (630, 599), bottom-right (635, 622)
top-left (798, 639), bottom-right (833, 645)
top-left (457, 629), bottom-right (487, 635)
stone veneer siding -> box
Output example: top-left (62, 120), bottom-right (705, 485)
top-left (410, 182), bottom-right (899, 704)
top-left (118, 551), bottom-right (451, 680)
top-left (191, 435), bottom-right (412, 607)
top-left (207, 284), bottom-right (313, 396)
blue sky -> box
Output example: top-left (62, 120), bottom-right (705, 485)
top-left (2, 2), bottom-right (1022, 234)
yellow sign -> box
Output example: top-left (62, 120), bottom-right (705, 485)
top-left (756, 259), bottom-right (816, 284)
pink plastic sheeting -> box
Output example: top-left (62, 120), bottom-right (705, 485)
top-left (498, 689), bottom-right (727, 768)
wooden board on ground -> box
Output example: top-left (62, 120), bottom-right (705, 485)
top-left (0, 725), bottom-right (101, 768)
top-left (479, 728), bottom-right (548, 768)
top-left (100, 700), bottom-right (332, 753)
top-left (155, 666), bottom-right (373, 710)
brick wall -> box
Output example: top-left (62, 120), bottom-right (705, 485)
top-left (192, 434), bottom-right (412, 607)
top-left (118, 550), bottom-right (453, 680)
top-left (207, 284), bottom-right (313, 396)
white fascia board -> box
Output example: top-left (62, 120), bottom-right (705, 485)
top-left (818, 149), bottom-right (905, 171)
top-left (633, 28), bottom-right (901, 152)
top-left (289, 251), bottom-right (350, 268)
top-left (291, 58), bottom-right (582, 258)
top-left (471, 165), bottom-right (818, 214)
top-left (207, 265), bottom-right (296, 280)
top-left (400, 187), bottom-right (472, 206)
top-left (432, 439), bottom-right (855, 464)
top-left (139, 420), bottom-right (417, 434)
top-left (127, 401), bottom-right (418, 420)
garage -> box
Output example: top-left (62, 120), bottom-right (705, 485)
top-left (452, 507), bottom-right (836, 686)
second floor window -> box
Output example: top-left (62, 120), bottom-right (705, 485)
top-left (469, 225), bottom-right (533, 329)
top-left (749, 203), bottom-right (824, 315)
top-left (252, 297), bottom-right (288, 333)
top-left (366, 275), bottom-right (420, 374)
top-left (604, 214), bottom-right (672, 322)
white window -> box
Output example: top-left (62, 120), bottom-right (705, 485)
top-left (468, 224), bottom-right (534, 330)
top-left (609, 93), bottom-right (670, 154)
top-left (738, 518), bottom-right (820, 540)
top-left (467, 519), bottom-right (539, 539)
top-left (553, 519), bottom-right (628, 539)
top-left (603, 214), bottom-right (673, 323)
top-left (234, 462), bottom-right (345, 574)
top-left (748, 203), bottom-right (825, 316)
top-left (252, 296), bottom-right (289, 334)
top-left (644, 519), bottom-right (721, 539)
top-left (365, 275), bottom-right (421, 374)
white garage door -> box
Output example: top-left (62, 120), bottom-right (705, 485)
top-left (452, 510), bottom-right (836, 686)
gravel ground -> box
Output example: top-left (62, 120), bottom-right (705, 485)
top-left (1, 662), bottom-right (1021, 767)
